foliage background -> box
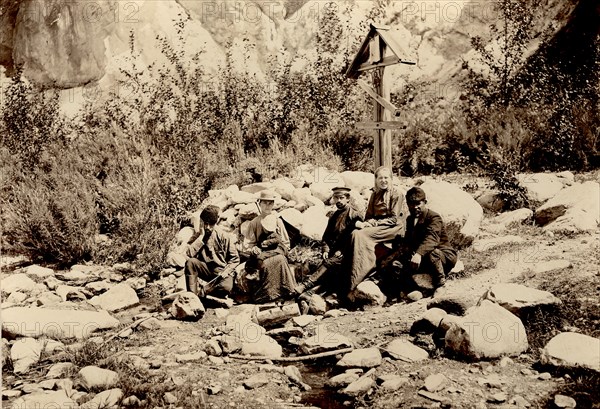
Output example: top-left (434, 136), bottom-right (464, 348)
top-left (1, 2), bottom-right (598, 273)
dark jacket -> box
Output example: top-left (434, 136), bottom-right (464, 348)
top-left (187, 226), bottom-right (240, 276)
top-left (322, 206), bottom-right (363, 255)
top-left (404, 208), bottom-right (453, 257)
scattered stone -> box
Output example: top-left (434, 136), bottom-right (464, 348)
top-left (521, 368), bottom-right (533, 375)
top-left (337, 348), bottom-right (382, 368)
top-left (2, 273), bottom-right (36, 295)
top-left (21, 383), bottom-right (44, 394)
top-left (423, 373), bottom-right (448, 392)
top-left (241, 335), bottom-right (283, 359)
top-left (56, 285), bottom-right (88, 302)
top-left (510, 395), bottom-right (530, 408)
top-left (411, 308), bottom-right (448, 335)
top-left (79, 366), bottom-right (119, 391)
top-left (292, 315), bottom-right (317, 327)
top-left (445, 300), bottom-right (528, 360)
top-left (122, 395), bottom-right (141, 406)
top-left (204, 339), bottom-right (223, 356)
top-left (486, 209), bottom-right (534, 233)
top-left (351, 281), bottom-right (386, 306)
top-left (208, 356), bottom-right (224, 365)
top-left (136, 317), bottom-right (162, 331)
top-left (219, 335), bottom-right (243, 354)
top-left (46, 362), bottom-right (76, 379)
top-left (326, 372), bottom-right (361, 388)
top-left (36, 292), bottom-right (62, 306)
top-left (85, 280), bottom-right (113, 295)
top-left (11, 337), bottom-right (43, 374)
top-left (244, 373), bottom-right (270, 389)
top-left (89, 282), bottom-right (140, 312)
top-left (342, 369), bottom-right (376, 397)
top-left (412, 274), bottom-right (434, 291)
top-left (149, 360), bottom-right (162, 369)
top-left (175, 352), bottom-right (207, 363)
top-left (23, 265), bottom-right (54, 279)
top-left (125, 277), bottom-right (146, 291)
top-left (2, 389), bottom-right (22, 399)
top-left (538, 372), bottom-right (552, 380)
top-left (380, 375), bottom-right (409, 391)
top-left (10, 390), bottom-right (77, 408)
top-left (164, 392), bottom-right (178, 404)
top-left (498, 357), bottom-right (513, 368)
top-left (80, 388), bottom-right (123, 409)
top-left (56, 270), bottom-right (96, 285)
top-left (169, 292), bottom-right (205, 320)
top-left (324, 309), bottom-right (346, 318)
top-left (541, 332), bottom-right (600, 371)
top-left (406, 290), bottom-right (424, 301)
top-left (418, 390), bottom-right (450, 404)
top-left (44, 276), bottom-right (62, 291)
top-left (207, 383), bottom-right (223, 395)
top-left (285, 365), bottom-right (309, 390)
top-left (488, 392), bottom-right (508, 403)
top-left (384, 338), bottom-right (429, 362)
top-left (299, 329), bottom-right (353, 355)
top-left (482, 283), bottom-right (561, 314)
top-left (6, 291), bottom-right (27, 304)
top-left (308, 294), bottom-right (327, 315)
top-left (554, 394), bottom-right (577, 408)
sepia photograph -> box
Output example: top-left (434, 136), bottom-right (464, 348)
top-left (1, 0), bottom-right (598, 407)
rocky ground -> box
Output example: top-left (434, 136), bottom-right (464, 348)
top-left (2, 172), bottom-right (599, 409)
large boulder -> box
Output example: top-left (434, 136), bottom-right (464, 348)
top-left (1, 273), bottom-right (36, 295)
top-left (11, 337), bottom-right (43, 374)
top-left (534, 181), bottom-right (600, 232)
top-left (89, 282), bottom-right (139, 312)
top-left (420, 180), bottom-right (484, 247)
top-left (340, 171), bottom-right (374, 193)
top-left (299, 206), bottom-right (329, 240)
top-left (384, 338), bottom-right (429, 362)
top-left (481, 283), bottom-right (561, 314)
top-left (516, 173), bottom-right (569, 203)
top-left (336, 348), bottom-right (382, 368)
top-left (484, 208), bottom-right (533, 233)
top-left (541, 332), bottom-right (600, 372)
top-left (2, 307), bottom-right (120, 339)
top-left (444, 300), bottom-right (528, 360)
top-left (79, 366), bottom-right (120, 391)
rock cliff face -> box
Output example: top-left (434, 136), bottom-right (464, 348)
top-left (0, 0), bottom-right (584, 96)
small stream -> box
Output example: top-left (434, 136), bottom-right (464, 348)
top-left (295, 360), bottom-right (349, 409)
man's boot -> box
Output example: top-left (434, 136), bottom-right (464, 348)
top-left (294, 264), bottom-right (328, 295)
top-left (185, 273), bottom-right (200, 296)
top-left (431, 257), bottom-right (446, 288)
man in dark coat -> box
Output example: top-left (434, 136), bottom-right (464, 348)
top-left (294, 186), bottom-right (363, 297)
top-left (184, 205), bottom-right (240, 298)
top-left (386, 187), bottom-right (457, 288)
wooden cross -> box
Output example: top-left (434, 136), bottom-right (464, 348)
top-left (346, 24), bottom-right (415, 169)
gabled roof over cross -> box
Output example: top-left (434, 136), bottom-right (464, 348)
top-left (345, 23), bottom-right (415, 79)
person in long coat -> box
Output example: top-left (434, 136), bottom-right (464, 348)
top-left (347, 166), bottom-right (405, 294)
top-left (243, 190), bottom-right (297, 303)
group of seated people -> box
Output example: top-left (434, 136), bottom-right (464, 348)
top-left (183, 166), bottom-right (457, 308)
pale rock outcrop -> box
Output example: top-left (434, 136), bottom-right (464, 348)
top-left (517, 173), bottom-right (569, 202)
top-left (445, 300), bottom-right (528, 360)
top-left (535, 181), bottom-right (600, 232)
top-left (11, 337), bottom-right (43, 374)
top-left (481, 283), bottom-right (561, 314)
top-left (384, 338), bottom-right (429, 362)
top-left (420, 180), bottom-right (484, 246)
top-left (541, 332), bottom-right (600, 372)
top-left (79, 366), bottom-right (120, 390)
top-left (2, 307), bottom-right (120, 339)
top-left (1, 273), bottom-right (36, 295)
top-left (337, 348), bottom-right (382, 368)
top-left (22, 265), bottom-right (54, 279)
top-left (89, 282), bottom-right (139, 312)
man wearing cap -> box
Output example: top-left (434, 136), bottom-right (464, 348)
top-left (243, 190), bottom-right (296, 303)
top-left (184, 205), bottom-right (240, 298)
top-left (294, 186), bottom-right (362, 298)
top-left (388, 186), bottom-right (457, 288)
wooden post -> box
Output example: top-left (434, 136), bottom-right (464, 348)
top-left (372, 66), bottom-right (392, 169)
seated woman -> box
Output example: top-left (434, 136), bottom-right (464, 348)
top-left (243, 190), bottom-right (297, 303)
top-left (347, 166), bottom-right (405, 297)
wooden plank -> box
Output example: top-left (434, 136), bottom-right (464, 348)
top-left (356, 121), bottom-right (406, 130)
top-left (357, 78), bottom-right (401, 117)
top-left (369, 35), bottom-right (381, 64)
top-left (377, 28), bottom-right (416, 65)
top-left (358, 55), bottom-right (401, 72)
top-left (374, 66), bottom-right (392, 169)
